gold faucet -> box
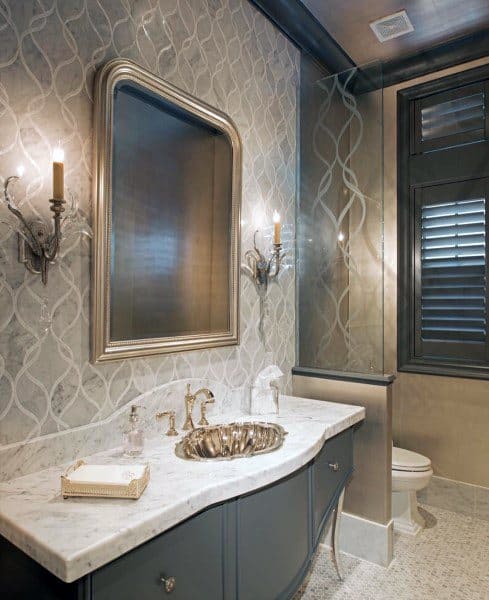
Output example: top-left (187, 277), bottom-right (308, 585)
top-left (183, 384), bottom-right (215, 430)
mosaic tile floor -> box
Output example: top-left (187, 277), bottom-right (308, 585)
top-left (295, 505), bottom-right (489, 599)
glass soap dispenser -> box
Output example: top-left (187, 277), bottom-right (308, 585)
top-left (123, 405), bottom-right (144, 457)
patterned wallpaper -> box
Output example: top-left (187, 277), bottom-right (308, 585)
top-left (0, 0), bottom-right (298, 447)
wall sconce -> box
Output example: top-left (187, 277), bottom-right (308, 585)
top-left (242, 212), bottom-right (286, 290)
top-left (1, 147), bottom-right (91, 285)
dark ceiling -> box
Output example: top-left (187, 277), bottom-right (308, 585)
top-left (300, 0), bottom-right (489, 66)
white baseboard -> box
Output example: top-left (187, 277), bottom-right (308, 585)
top-left (320, 511), bottom-right (393, 567)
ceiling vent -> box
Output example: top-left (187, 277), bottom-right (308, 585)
top-left (370, 10), bottom-right (414, 42)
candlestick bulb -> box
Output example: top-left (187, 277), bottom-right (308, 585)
top-left (16, 165), bottom-right (25, 178)
top-left (52, 145), bottom-right (64, 200)
top-left (273, 211), bottom-right (281, 245)
top-left (53, 146), bottom-right (64, 163)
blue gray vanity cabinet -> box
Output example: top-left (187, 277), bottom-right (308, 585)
top-left (312, 428), bottom-right (353, 544)
top-left (236, 466), bottom-right (310, 600)
top-left (92, 505), bottom-right (224, 600)
top-left (0, 535), bottom-right (85, 600)
top-left (0, 427), bottom-right (356, 600)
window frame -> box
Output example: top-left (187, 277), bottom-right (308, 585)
top-left (398, 63), bottom-right (489, 380)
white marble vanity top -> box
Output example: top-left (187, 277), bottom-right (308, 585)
top-left (0, 395), bottom-right (364, 583)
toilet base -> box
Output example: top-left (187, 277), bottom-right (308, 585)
top-left (392, 490), bottom-right (425, 536)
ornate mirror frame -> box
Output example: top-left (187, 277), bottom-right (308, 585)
top-left (91, 59), bottom-right (241, 363)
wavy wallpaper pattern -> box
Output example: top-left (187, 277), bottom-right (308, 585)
top-left (298, 68), bottom-right (383, 374)
top-left (0, 0), bottom-right (298, 447)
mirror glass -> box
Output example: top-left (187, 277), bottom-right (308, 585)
top-left (92, 61), bottom-right (241, 362)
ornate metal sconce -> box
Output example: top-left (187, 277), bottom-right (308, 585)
top-left (3, 175), bottom-right (64, 284)
top-left (242, 230), bottom-right (285, 290)
top-left (1, 172), bottom-right (91, 285)
top-left (3, 174), bottom-right (65, 285)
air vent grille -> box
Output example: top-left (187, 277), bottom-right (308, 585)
top-left (370, 10), bottom-right (414, 43)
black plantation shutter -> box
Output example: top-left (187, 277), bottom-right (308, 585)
top-left (398, 64), bottom-right (489, 377)
top-left (414, 180), bottom-right (489, 364)
top-left (420, 194), bottom-right (487, 350)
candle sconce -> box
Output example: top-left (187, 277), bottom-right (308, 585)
top-left (242, 230), bottom-right (285, 290)
top-left (1, 174), bottom-right (91, 285)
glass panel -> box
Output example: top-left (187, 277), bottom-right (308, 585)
top-left (297, 63), bottom-right (384, 374)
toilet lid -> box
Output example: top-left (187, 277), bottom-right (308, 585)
top-left (392, 447), bottom-right (431, 472)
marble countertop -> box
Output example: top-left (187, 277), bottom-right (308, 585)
top-left (0, 395), bottom-right (364, 583)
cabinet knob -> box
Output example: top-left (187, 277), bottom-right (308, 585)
top-left (160, 575), bottom-right (176, 593)
top-left (328, 461), bottom-right (340, 472)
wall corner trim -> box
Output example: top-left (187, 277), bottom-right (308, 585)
top-left (248, 0), bottom-right (354, 74)
top-left (383, 30), bottom-right (489, 89)
top-left (248, 1), bottom-right (489, 92)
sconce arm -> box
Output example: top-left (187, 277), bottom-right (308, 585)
top-left (1, 174), bottom-right (72, 284)
top-left (241, 230), bottom-right (286, 291)
top-left (3, 177), bottom-right (43, 255)
top-left (44, 199), bottom-right (65, 262)
top-left (267, 244), bottom-right (283, 280)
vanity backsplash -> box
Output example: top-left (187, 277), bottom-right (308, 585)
top-left (0, 0), bottom-right (297, 453)
top-left (0, 378), bottom-right (250, 481)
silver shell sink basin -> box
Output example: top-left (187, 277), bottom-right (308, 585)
top-left (175, 421), bottom-right (287, 461)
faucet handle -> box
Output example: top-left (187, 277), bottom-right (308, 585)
top-left (155, 410), bottom-right (178, 436)
top-left (198, 397), bottom-right (215, 427)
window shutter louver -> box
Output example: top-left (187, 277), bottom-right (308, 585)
top-left (421, 92), bottom-right (485, 142)
top-left (421, 198), bottom-right (486, 344)
top-left (413, 80), bottom-right (489, 154)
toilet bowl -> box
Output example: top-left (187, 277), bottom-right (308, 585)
top-left (392, 446), bottom-right (433, 536)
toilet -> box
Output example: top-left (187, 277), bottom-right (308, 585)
top-left (392, 446), bottom-right (433, 536)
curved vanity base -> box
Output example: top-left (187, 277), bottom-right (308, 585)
top-left (0, 427), bottom-right (356, 600)
top-left (331, 489), bottom-right (345, 581)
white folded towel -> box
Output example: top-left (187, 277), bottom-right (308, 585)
top-left (65, 464), bottom-right (147, 485)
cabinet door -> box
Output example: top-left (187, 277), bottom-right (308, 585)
top-left (0, 535), bottom-right (82, 600)
top-left (92, 505), bottom-right (223, 600)
top-left (236, 466), bottom-right (310, 600)
top-left (312, 428), bottom-right (353, 543)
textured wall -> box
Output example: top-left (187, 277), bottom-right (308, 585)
top-left (0, 0), bottom-right (298, 447)
top-left (384, 56), bottom-right (489, 488)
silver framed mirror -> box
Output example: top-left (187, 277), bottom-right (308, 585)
top-left (91, 59), bottom-right (241, 363)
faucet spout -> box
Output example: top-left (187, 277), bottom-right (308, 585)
top-left (193, 388), bottom-right (215, 402)
top-left (183, 385), bottom-right (215, 430)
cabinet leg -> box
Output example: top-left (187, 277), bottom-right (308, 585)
top-left (330, 489), bottom-right (345, 581)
